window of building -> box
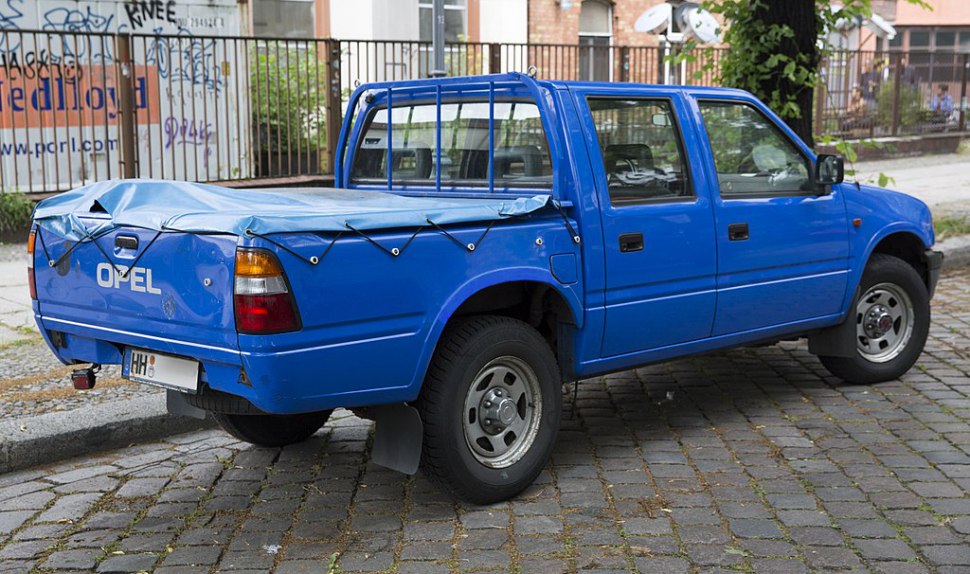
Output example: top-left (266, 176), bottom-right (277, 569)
top-left (252, 0), bottom-right (315, 39)
top-left (909, 30), bottom-right (930, 49)
top-left (419, 0), bottom-right (468, 43)
top-left (936, 31), bottom-right (957, 50)
top-left (579, 0), bottom-right (612, 82)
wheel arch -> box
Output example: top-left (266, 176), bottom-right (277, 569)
top-left (407, 269), bottom-right (583, 399)
top-left (812, 227), bottom-right (932, 359)
top-left (864, 229), bottom-right (933, 293)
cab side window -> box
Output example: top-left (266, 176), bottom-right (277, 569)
top-left (587, 98), bottom-right (692, 204)
top-left (698, 101), bottom-right (812, 197)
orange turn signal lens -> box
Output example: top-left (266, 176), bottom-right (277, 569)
top-left (235, 250), bottom-right (283, 278)
top-left (27, 229), bottom-right (36, 255)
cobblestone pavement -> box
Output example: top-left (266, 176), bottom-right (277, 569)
top-left (1, 270), bottom-right (970, 574)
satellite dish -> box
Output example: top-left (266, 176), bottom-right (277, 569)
top-left (682, 5), bottom-right (721, 43)
top-left (634, 3), bottom-right (672, 34)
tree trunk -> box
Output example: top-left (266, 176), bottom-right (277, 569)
top-left (751, 0), bottom-right (819, 147)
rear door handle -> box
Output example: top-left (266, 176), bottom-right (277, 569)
top-left (728, 223), bottom-right (749, 241)
top-left (619, 233), bottom-right (644, 252)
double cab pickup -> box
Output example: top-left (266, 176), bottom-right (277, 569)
top-left (30, 73), bottom-right (942, 503)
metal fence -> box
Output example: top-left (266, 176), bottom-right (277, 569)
top-left (0, 28), bottom-right (967, 196)
top-left (818, 50), bottom-right (970, 139)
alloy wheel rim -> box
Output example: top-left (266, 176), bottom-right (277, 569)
top-left (462, 356), bottom-right (542, 469)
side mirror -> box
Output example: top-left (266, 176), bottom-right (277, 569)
top-left (815, 154), bottom-right (844, 186)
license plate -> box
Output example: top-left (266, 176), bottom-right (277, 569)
top-left (125, 348), bottom-right (199, 393)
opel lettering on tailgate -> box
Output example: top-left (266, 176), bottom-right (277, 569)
top-left (96, 263), bottom-right (162, 294)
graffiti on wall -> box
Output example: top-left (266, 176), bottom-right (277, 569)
top-left (0, 0), bottom-right (244, 190)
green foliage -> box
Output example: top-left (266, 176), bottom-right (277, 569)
top-left (0, 192), bottom-right (33, 237)
top-left (251, 46), bottom-right (327, 153)
top-left (876, 80), bottom-right (923, 130)
top-left (674, 0), bottom-right (929, 127)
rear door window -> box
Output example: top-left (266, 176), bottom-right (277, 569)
top-left (350, 101), bottom-right (552, 189)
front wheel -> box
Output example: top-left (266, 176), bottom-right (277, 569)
top-left (417, 315), bottom-right (562, 505)
top-left (212, 410), bottom-right (332, 447)
top-left (819, 254), bottom-right (930, 384)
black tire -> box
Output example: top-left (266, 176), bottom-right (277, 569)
top-left (212, 410), bottom-right (332, 447)
top-left (819, 254), bottom-right (930, 384)
top-left (417, 315), bottom-right (562, 505)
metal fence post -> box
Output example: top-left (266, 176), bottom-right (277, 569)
top-left (488, 43), bottom-right (501, 74)
top-left (115, 33), bottom-right (137, 179)
top-left (960, 53), bottom-right (969, 132)
top-left (324, 39), bottom-right (344, 175)
top-left (814, 60), bottom-right (826, 139)
top-left (892, 52), bottom-right (902, 136)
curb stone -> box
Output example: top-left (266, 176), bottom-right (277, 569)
top-left (940, 234), bottom-right (970, 270)
top-left (0, 394), bottom-right (214, 475)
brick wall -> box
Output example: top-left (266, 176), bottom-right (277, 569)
top-left (528, 0), bottom-right (668, 47)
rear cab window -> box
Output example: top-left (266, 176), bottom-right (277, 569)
top-left (350, 100), bottom-right (552, 191)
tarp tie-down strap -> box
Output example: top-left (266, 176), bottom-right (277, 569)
top-left (120, 230), bottom-right (164, 278)
top-left (552, 201), bottom-right (581, 245)
top-left (246, 216), bottom-right (501, 266)
top-left (244, 229), bottom-right (346, 266)
top-left (343, 222), bottom-right (423, 258)
top-left (423, 218), bottom-right (495, 253)
top-left (36, 225), bottom-right (112, 271)
top-left (37, 225), bottom-right (166, 279)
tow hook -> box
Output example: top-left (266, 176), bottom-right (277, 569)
top-left (71, 364), bottom-right (101, 390)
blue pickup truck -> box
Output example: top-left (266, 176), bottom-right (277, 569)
top-left (30, 73), bottom-right (941, 504)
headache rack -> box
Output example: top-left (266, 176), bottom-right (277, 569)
top-left (334, 72), bottom-right (568, 200)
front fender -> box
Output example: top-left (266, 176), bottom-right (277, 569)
top-left (841, 184), bottom-right (934, 313)
top-left (404, 266), bottom-right (584, 401)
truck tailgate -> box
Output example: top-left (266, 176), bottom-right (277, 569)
top-left (34, 222), bottom-right (239, 351)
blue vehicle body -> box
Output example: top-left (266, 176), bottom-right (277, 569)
top-left (32, 73), bottom-right (939, 419)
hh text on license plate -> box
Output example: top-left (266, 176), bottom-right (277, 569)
top-left (127, 349), bottom-right (199, 393)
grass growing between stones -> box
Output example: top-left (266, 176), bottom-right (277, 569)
top-left (934, 214), bottom-right (970, 241)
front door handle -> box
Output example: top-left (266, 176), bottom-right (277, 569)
top-left (728, 223), bottom-right (749, 241)
top-left (619, 233), bottom-right (644, 252)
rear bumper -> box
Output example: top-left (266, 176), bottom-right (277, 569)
top-left (35, 314), bottom-right (418, 415)
top-left (924, 249), bottom-right (943, 299)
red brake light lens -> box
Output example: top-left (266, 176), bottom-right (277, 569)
top-left (27, 228), bottom-right (36, 300)
top-left (234, 293), bottom-right (299, 333)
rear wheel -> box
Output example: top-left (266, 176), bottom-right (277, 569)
top-left (212, 410), bottom-right (332, 447)
top-left (819, 254), bottom-right (929, 384)
top-left (417, 315), bottom-right (561, 504)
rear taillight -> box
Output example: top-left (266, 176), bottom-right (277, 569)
top-left (234, 249), bottom-right (300, 334)
top-left (27, 228), bottom-right (36, 300)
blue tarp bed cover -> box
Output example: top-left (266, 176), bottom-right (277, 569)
top-left (32, 180), bottom-right (553, 242)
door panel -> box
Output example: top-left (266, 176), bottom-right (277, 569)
top-left (578, 93), bottom-right (717, 358)
top-left (695, 99), bottom-right (850, 336)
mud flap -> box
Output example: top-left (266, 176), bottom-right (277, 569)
top-left (370, 404), bottom-right (423, 475)
top-left (167, 390), bottom-right (207, 420)
top-left (808, 289), bottom-right (858, 358)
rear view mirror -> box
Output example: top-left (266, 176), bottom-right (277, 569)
top-left (651, 113), bottom-right (671, 127)
top-left (815, 154), bottom-right (844, 186)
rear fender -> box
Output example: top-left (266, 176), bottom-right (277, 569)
top-left (407, 268), bottom-right (583, 399)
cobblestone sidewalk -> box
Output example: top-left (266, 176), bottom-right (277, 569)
top-left (0, 270), bottom-right (969, 573)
